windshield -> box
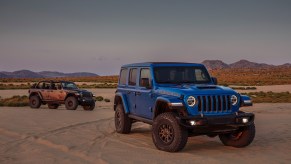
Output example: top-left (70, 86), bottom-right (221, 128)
top-left (62, 82), bottom-right (78, 90)
top-left (154, 66), bottom-right (211, 84)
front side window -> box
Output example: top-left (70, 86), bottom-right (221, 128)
top-left (119, 68), bottom-right (127, 85)
top-left (154, 66), bottom-right (211, 84)
top-left (128, 68), bottom-right (137, 86)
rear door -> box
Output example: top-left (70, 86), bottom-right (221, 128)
top-left (126, 68), bottom-right (138, 114)
top-left (135, 68), bottom-right (154, 119)
top-left (49, 82), bottom-right (66, 101)
top-left (38, 82), bottom-right (50, 100)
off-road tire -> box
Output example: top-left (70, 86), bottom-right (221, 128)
top-left (219, 123), bottom-right (255, 148)
top-left (152, 112), bottom-right (188, 152)
top-left (83, 102), bottom-right (95, 111)
top-left (48, 104), bottom-right (59, 109)
top-left (115, 104), bottom-right (131, 134)
top-left (29, 95), bottom-right (41, 109)
top-left (65, 96), bottom-right (78, 110)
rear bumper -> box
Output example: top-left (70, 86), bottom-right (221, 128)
top-left (78, 97), bottom-right (95, 106)
top-left (177, 112), bottom-right (255, 135)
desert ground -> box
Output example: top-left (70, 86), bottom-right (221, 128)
top-left (1, 88), bottom-right (291, 163)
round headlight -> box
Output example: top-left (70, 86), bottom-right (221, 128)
top-left (187, 96), bottom-right (196, 107)
top-left (231, 95), bottom-right (238, 105)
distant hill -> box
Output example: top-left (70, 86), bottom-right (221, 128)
top-left (202, 59), bottom-right (290, 70)
top-left (1, 70), bottom-right (44, 78)
top-left (202, 60), bottom-right (229, 69)
top-left (279, 63), bottom-right (291, 68)
top-left (38, 71), bottom-right (98, 78)
top-left (0, 70), bottom-right (98, 78)
top-left (0, 72), bottom-right (10, 78)
top-left (229, 60), bottom-right (273, 69)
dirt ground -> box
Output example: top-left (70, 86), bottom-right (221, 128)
top-left (0, 102), bottom-right (290, 164)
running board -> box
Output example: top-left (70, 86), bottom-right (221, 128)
top-left (128, 115), bottom-right (153, 125)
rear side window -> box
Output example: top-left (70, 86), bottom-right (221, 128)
top-left (128, 68), bottom-right (137, 86)
top-left (119, 68), bottom-right (127, 85)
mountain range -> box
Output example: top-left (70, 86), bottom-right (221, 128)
top-left (202, 59), bottom-right (291, 70)
top-left (1, 59), bottom-right (291, 78)
top-left (0, 70), bottom-right (98, 78)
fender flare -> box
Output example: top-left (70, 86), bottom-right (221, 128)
top-left (153, 96), bottom-right (185, 118)
top-left (240, 95), bottom-right (253, 107)
top-left (65, 93), bottom-right (77, 100)
top-left (29, 91), bottom-right (43, 100)
top-left (114, 92), bottom-right (130, 113)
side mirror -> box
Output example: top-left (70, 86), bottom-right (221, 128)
top-left (140, 78), bottom-right (152, 89)
top-left (211, 77), bottom-right (218, 85)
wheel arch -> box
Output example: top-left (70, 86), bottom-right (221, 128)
top-left (153, 97), bottom-right (187, 119)
top-left (114, 92), bottom-right (129, 113)
top-left (29, 92), bottom-right (43, 99)
top-left (65, 93), bottom-right (78, 100)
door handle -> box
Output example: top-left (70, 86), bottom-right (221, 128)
top-left (127, 91), bottom-right (131, 94)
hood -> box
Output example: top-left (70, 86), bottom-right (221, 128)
top-left (156, 84), bottom-right (237, 97)
top-left (66, 89), bottom-right (91, 94)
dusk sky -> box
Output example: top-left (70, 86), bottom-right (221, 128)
top-left (1, 0), bottom-right (291, 75)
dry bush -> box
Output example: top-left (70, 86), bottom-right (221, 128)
top-left (0, 95), bottom-right (29, 107)
top-left (242, 91), bottom-right (291, 103)
top-left (210, 67), bottom-right (291, 86)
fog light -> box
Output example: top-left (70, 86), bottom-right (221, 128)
top-left (242, 118), bottom-right (248, 123)
top-left (190, 121), bottom-right (196, 126)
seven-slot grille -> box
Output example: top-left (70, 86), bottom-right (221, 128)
top-left (197, 95), bottom-right (232, 113)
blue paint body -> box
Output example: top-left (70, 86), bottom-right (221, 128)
top-left (114, 62), bottom-right (251, 120)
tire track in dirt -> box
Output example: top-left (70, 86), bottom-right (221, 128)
top-left (0, 118), bottom-right (113, 163)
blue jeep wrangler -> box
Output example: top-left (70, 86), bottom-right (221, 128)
top-left (114, 62), bottom-right (255, 152)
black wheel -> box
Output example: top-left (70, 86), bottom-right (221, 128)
top-left (152, 112), bottom-right (188, 152)
top-left (48, 104), bottom-right (59, 109)
top-left (219, 123), bottom-right (256, 148)
top-left (83, 102), bottom-right (95, 111)
top-left (115, 104), bottom-right (131, 134)
top-left (29, 95), bottom-right (41, 109)
top-left (65, 96), bottom-right (78, 110)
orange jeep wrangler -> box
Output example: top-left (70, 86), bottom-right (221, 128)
top-left (29, 81), bottom-right (95, 110)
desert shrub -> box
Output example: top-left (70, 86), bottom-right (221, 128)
top-left (95, 96), bottom-right (104, 101)
top-left (104, 98), bottom-right (110, 102)
top-left (0, 84), bottom-right (30, 90)
top-left (78, 83), bottom-right (117, 89)
top-left (231, 87), bottom-right (257, 90)
top-left (0, 95), bottom-right (29, 107)
top-left (242, 91), bottom-right (291, 103)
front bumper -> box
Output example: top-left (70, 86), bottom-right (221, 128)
top-left (78, 97), bottom-right (95, 106)
top-left (177, 112), bottom-right (255, 135)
